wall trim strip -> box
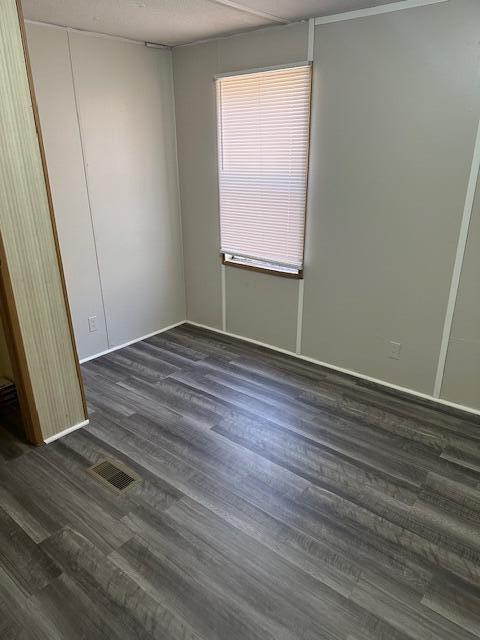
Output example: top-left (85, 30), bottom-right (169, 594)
top-left (186, 321), bottom-right (480, 418)
top-left (314, 0), bottom-right (448, 25)
top-left (433, 113), bottom-right (480, 398)
top-left (221, 264), bottom-right (227, 331)
top-left (307, 17), bottom-right (315, 62)
top-left (295, 279), bottom-right (304, 354)
top-left (79, 320), bottom-right (185, 363)
top-left (44, 419), bottom-right (89, 444)
top-left (295, 18), bottom-right (314, 356)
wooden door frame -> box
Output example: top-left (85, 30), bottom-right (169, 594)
top-left (0, 234), bottom-right (43, 445)
top-left (0, 0), bottom-right (88, 445)
top-left (11, 0), bottom-right (89, 432)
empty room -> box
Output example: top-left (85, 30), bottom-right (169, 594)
top-left (0, 0), bottom-right (479, 637)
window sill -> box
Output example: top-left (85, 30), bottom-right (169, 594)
top-left (222, 254), bottom-right (303, 279)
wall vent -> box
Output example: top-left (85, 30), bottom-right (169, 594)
top-left (88, 458), bottom-right (140, 493)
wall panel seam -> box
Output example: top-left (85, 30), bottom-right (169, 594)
top-left (169, 49), bottom-right (188, 319)
top-left (433, 111), bottom-right (480, 398)
top-left (66, 30), bottom-right (110, 348)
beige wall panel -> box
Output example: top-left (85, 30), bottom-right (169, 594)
top-left (301, 0), bottom-right (480, 394)
top-left (68, 34), bottom-right (186, 347)
top-left (173, 40), bottom-right (223, 328)
top-left (25, 23), bottom-right (109, 361)
top-left (217, 21), bottom-right (308, 73)
top-left (225, 268), bottom-right (298, 351)
top-left (0, 0), bottom-right (86, 440)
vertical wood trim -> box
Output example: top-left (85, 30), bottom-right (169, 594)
top-left (221, 264), bottom-right (227, 331)
top-left (296, 19), bottom-right (315, 356)
top-left (307, 18), bottom-right (315, 62)
top-left (0, 234), bottom-right (43, 444)
top-left (295, 279), bottom-right (304, 354)
top-left (15, 0), bottom-right (88, 417)
top-left (433, 113), bottom-right (480, 398)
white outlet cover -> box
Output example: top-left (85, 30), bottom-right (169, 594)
top-left (389, 340), bottom-right (402, 360)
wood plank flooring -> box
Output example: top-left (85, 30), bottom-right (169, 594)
top-left (0, 323), bottom-right (479, 639)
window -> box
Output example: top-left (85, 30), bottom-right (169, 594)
top-left (216, 63), bottom-right (312, 277)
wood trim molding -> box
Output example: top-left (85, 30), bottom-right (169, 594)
top-left (15, 0), bottom-right (88, 419)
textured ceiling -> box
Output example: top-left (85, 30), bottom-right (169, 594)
top-left (21, 0), bottom-right (402, 46)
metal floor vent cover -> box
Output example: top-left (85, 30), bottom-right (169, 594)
top-left (88, 458), bottom-right (140, 494)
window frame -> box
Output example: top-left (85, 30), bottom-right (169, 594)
top-left (215, 62), bottom-right (312, 279)
top-left (222, 253), bottom-right (304, 279)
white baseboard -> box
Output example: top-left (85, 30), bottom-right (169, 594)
top-left (79, 320), bottom-right (186, 364)
top-left (186, 321), bottom-right (480, 418)
top-left (44, 419), bottom-right (90, 444)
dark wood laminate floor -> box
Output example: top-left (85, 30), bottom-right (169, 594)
top-left (1, 323), bottom-right (480, 639)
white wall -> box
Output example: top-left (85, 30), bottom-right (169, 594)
top-left (26, 24), bottom-right (186, 360)
top-left (173, 0), bottom-right (480, 412)
top-left (24, 1), bottom-right (480, 413)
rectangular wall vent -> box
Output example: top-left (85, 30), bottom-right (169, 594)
top-left (88, 458), bottom-right (140, 493)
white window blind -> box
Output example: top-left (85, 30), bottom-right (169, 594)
top-left (216, 63), bottom-right (312, 272)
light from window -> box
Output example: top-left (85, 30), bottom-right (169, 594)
top-left (216, 63), bottom-right (312, 276)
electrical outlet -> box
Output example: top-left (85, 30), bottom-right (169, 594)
top-left (88, 316), bottom-right (98, 333)
top-left (389, 340), bottom-right (402, 360)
